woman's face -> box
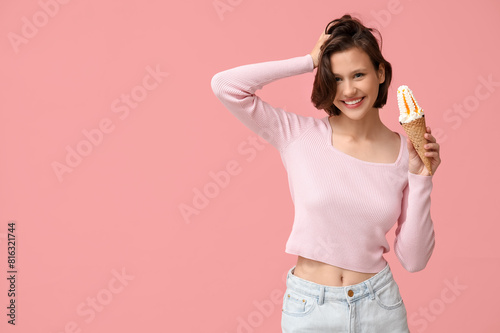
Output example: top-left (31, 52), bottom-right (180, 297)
top-left (330, 47), bottom-right (385, 119)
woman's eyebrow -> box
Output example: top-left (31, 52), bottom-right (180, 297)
top-left (333, 68), bottom-right (367, 76)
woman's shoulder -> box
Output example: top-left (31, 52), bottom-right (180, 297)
top-left (379, 126), bottom-right (402, 144)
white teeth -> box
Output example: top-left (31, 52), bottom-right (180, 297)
top-left (344, 98), bottom-right (362, 105)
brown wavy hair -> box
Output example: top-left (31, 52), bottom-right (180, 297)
top-left (311, 14), bottom-right (392, 116)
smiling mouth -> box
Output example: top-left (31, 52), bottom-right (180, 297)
top-left (342, 97), bottom-right (365, 105)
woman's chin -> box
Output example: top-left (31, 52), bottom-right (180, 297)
top-left (339, 108), bottom-right (369, 119)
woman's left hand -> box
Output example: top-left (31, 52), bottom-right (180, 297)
top-left (408, 126), bottom-right (441, 176)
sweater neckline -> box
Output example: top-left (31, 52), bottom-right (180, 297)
top-left (323, 116), bottom-right (404, 166)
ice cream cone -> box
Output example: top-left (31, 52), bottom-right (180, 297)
top-left (397, 85), bottom-right (433, 175)
top-left (401, 116), bottom-right (432, 175)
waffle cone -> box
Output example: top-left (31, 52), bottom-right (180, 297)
top-left (401, 117), bottom-right (433, 175)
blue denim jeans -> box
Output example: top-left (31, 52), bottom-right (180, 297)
top-left (281, 262), bottom-right (410, 332)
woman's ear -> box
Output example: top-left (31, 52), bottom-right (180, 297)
top-left (378, 63), bottom-right (385, 84)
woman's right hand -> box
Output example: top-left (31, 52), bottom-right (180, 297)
top-left (310, 31), bottom-right (331, 69)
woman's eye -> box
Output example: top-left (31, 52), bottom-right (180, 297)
top-left (354, 73), bottom-right (364, 78)
top-left (335, 77), bottom-right (342, 82)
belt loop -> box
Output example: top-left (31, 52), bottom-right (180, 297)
top-left (365, 280), bottom-right (375, 300)
top-left (318, 286), bottom-right (325, 305)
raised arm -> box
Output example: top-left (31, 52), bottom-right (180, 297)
top-left (210, 54), bottom-right (317, 152)
top-left (394, 172), bottom-right (436, 272)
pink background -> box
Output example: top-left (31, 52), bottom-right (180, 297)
top-left (1, 0), bottom-right (499, 332)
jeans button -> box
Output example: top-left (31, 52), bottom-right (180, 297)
top-left (348, 289), bottom-right (354, 297)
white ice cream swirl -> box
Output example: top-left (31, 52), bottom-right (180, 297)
top-left (397, 85), bottom-right (424, 124)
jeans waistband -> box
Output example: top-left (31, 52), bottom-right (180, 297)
top-left (286, 262), bottom-right (393, 305)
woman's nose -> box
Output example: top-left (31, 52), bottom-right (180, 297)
top-left (343, 80), bottom-right (357, 97)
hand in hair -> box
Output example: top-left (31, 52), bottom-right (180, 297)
top-left (309, 31), bottom-right (330, 69)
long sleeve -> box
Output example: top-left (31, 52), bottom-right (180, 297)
top-left (210, 54), bottom-right (317, 152)
top-left (394, 171), bottom-right (436, 272)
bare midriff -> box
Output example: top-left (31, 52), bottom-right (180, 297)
top-left (293, 256), bottom-right (379, 287)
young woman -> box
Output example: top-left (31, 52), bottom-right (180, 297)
top-left (211, 14), bottom-right (441, 332)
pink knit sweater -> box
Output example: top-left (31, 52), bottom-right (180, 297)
top-left (211, 54), bottom-right (435, 273)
